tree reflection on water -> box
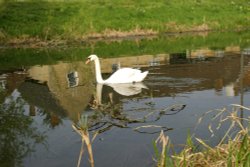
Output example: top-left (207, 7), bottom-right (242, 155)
top-left (0, 96), bottom-right (45, 167)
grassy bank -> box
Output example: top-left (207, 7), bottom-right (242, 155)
top-left (0, 0), bottom-right (249, 46)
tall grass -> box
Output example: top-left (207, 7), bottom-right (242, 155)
top-left (155, 104), bottom-right (250, 167)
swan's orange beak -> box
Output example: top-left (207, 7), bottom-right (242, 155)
top-left (85, 59), bottom-right (90, 64)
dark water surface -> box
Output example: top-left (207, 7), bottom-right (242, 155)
top-left (1, 31), bottom-right (250, 167)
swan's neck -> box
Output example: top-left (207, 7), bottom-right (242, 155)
top-left (94, 58), bottom-right (105, 83)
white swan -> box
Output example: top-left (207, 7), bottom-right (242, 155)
top-left (85, 54), bottom-right (149, 84)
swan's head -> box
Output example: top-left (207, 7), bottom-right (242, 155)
top-left (85, 54), bottom-right (98, 64)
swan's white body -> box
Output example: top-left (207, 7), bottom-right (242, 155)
top-left (86, 55), bottom-right (148, 84)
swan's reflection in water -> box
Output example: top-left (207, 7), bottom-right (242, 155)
top-left (95, 83), bottom-right (148, 106)
top-left (104, 83), bottom-right (148, 96)
top-left (77, 81), bottom-right (187, 134)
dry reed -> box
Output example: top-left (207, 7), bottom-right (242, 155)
top-left (156, 104), bottom-right (250, 167)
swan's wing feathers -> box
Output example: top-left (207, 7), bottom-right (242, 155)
top-left (106, 68), bottom-right (142, 83)
top-left (110, 68), bottom-right (140, 78)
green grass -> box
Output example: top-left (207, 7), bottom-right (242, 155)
top-left (0, 0), bottom-right (249, 43)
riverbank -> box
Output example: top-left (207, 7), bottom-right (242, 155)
top-left (0, 0), bottom-right (249, 47)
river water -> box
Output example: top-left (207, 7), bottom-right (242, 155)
top-left (0, 31), bottom-right (250, 167)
